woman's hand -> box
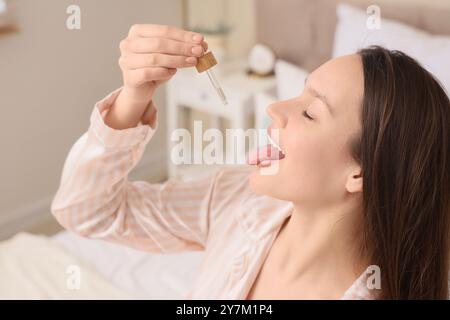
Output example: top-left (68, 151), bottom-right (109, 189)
top-left (105, 24), bottom-right (207, 130)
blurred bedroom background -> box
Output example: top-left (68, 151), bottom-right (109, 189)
top-left (0, 0), bottom-right (449, 298)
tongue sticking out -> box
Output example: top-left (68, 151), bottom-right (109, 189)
top-left (247, 144), bottom-right (285, 167)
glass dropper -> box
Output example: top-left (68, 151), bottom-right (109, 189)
top-left (195, 51), bottom-right (228, 106)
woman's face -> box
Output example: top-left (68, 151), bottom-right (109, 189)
top-left (249, 54), bottom-right (365, 208)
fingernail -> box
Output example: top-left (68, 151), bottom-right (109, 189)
top-left (186, 57), bottom-right (197, 64)
top-left (191, 46), bottom-right (203, 56)
top-left (192, 34), bottom-right (203, 42)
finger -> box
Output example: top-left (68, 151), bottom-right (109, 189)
top-left (201, 41), bottom-right (208, 52)
top-left (124, 37), bottom-right (205, 57)
top-left (125, 67), bottom-right (176, 87)
top-left (121, 53), bottom-right (197, 70)
top-left (128, 24), bottom-right (203, 44)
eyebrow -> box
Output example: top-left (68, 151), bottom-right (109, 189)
top-left (304, 75), bottom-right (334, 116)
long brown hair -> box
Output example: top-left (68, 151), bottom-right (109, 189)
top-left (353, 46), bottom-right (450, 299)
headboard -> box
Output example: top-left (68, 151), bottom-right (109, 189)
top-left (255, 0), bottom-right (450, 71)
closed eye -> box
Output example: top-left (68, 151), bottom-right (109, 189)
top-left (303, 110), bottom-right (314, 120)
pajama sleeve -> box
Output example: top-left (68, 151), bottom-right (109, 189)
top-left (51, 88), bottom-right (219, 253)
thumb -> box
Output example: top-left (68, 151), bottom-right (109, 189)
top-left (141, 100), bottom-right (158, 128)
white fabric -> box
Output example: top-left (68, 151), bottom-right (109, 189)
top-left (332, 3), bottom-right (450, 93)
top-left (52, 231), bottom-right (205, 299)
top-left (0, 232), bottom-right (127, 299)
top-left (275, 60), bottom-right (308, 100)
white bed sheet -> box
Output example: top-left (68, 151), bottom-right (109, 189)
top-left (0, 232), bottom-right (127, 299)
top-left (52, 231), bottom-right (205, 299)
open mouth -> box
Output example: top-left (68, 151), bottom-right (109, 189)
top-left (247, 131), bottom-right (286, 167)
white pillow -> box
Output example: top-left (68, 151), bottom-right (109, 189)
top-left (275, 60), bottom-right (308, 100)
top-left (332, 3), bottom-right (450, 93)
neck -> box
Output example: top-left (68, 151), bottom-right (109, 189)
top-left (274, 199), bottom-right (367, 288)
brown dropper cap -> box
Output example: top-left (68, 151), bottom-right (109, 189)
top-left (195, 51), bottom-right (217, 73)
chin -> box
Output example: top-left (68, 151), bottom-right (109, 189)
top-left (248, 166), bottom-right (282, 197)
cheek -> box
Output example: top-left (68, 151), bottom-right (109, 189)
top-left (286, 132), bottom-right (331, 171)
top-left (248, 126), bottom-right (353, 202)
top-left (279, 131), bottom-right (350, 200)
top-left (284, 140), bottom-right (329, 193)
top-left (247, 136), bottom-right (328, 200)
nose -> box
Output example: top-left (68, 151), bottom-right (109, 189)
top-left (266, 101), bottom-right (288, 128)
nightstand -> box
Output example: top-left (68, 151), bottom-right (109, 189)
top-left (166, 60), bottom-right (276, 180)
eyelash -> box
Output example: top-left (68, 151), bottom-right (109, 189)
top-left (302, 110), bottom-right (314, 120)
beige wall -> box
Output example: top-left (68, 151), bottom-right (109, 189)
top-left (383, 0), bottom-right (450, 7)
top-left (186, 0), bottom-right (256, 60)
top-left (0, 0), bottom-right (182, 238)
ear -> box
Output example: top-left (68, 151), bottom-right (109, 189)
top-left (346, 166), bottom-right (363, 193)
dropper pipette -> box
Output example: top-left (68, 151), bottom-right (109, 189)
top-left (195, 51), bottom-right (228, 105)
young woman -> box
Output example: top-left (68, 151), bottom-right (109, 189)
top-left (51, 24), bottom-right (450, 299)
